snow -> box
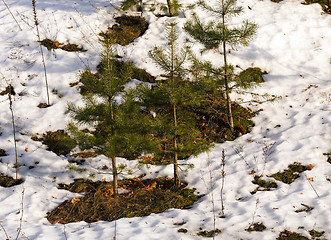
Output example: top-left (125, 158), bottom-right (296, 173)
top-left (0, 0), bottom-right (330, 239)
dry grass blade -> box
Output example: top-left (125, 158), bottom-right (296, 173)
top-left (32, 0), bottom-right (50, 106)
top-left (1, 0), bottom-right (22, 31)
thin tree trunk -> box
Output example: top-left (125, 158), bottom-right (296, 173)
top-left (106, 39), bottom-right (115, 121)
top-left (166, 0), bottom-right (173, 16)
top-left (8, 89), bottom-right (18, 180)
top-left (221, 5), bottom-right (234, 133)
top-left (111, 155), bottom-right (118, 197)
top-left (169, 31), bottom-right (180, 187)
top-left (173, 102), bottom-right (180, 187)
top-left (223, 42), bottom-right (234, 132)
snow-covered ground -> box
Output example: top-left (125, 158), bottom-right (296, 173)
top-left (0, 0), bottom-right (330, 239)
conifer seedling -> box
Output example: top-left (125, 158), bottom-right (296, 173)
top-left (66, 39), bottom-right (158, 197)
top-left (184, 0), bottom-right (257, 132)
top-left (146, 22), bottom-right (210, 187)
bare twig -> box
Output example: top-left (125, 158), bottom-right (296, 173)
top-left (15, 187), bottom-right (25, 240)
top-left (233, 146), bottom-right (252, 170)
top-left (261, 142), bottom-right (275, 176)
top-left (0, 222), bottom-right (10, 240)
top-left (8, 85), bottom-right (19, 180)
top-left (63, 224), bottom-right (68, 240)
top-left (32, 0), bottom-right (50, 106)
top-left (113, 197), bottom-right (117, 240)
top-left (206, 154), bottom-right (216, 239)
top-left (304, 174), bottom-right (320, 198)
top-left (1, 0), bottom-right (22, 31)
top-left (247, 198), bottom-right (259, 230)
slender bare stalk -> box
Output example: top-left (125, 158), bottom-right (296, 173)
top-left (8, 85), bottom-right (18, 180)
top-left (247, 198), bottom-right (259, 230)
top-left (1, 0), bottom-right (22, 31)
top-left (304, 174), bottom-right (320, 198)
top-left (15, 187), bottom-right (25, 240)
top-left (220, 149), bottom-right (226, 218)
top-left (113, 197), bottom-right (117, 240)
top-left (206, 154), bottom-right (216, 240)
top-left (62, 224), bottom-right (67, 240)
top-left (261, 142), bottom-right (275, 176)
top-left (32, 0), bottom-right (50, 106)
top-left (113, 217), bottom-right (117, 240)
top-left (0, 222), bottom-right (10, 240)
top-left (233, 146), bottom-right (252, 171)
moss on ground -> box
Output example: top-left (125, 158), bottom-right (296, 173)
top-left (196, 229), bottom-right (222, 237)
top-left (194, 94), bottom-right (255, 143)
top-left (139, 93), bottom-right (255, 166)
top-left (37, 103), bottom-right (50, 108)
top-left (40, 39), bottom-right (86, 52)
top-left (32, 130), bottom-right (76, 156)
top-left (0, 148), bottom-right (6, 157)
top-left (309, 229), bottom-right (325, 238)
top-left (236, 67), bottom-right (266, 88)
top-left (302, 0), bottom-right (331, 14)
top-left (251, 175), bottom-right (278, 194)
top-left (47, 177), bottom-right (198, 224)
top-left (277, 230), bottom-right (309, 240)
top-left (100, 15), bottom-right (149, 46)
top-left (270, 162), bottom-right (308, 184)
top-left (0, 174), bottom-right (23, 187)
top-left (245, 222), bottom-right (266, 232)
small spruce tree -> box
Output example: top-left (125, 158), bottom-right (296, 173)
top-left (146, 22), bottom-right (210, 187)
top-left (184, 0), bottom-right (257, 132)
top-left (66, 40), bottom-right (158, 197)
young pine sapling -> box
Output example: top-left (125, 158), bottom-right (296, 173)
top-left (66, 39), bottom-right (158, 197)
top-left (147, 22), bottom-right (210, 187)
top-left (185, 0), bottom-right (257, 132)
